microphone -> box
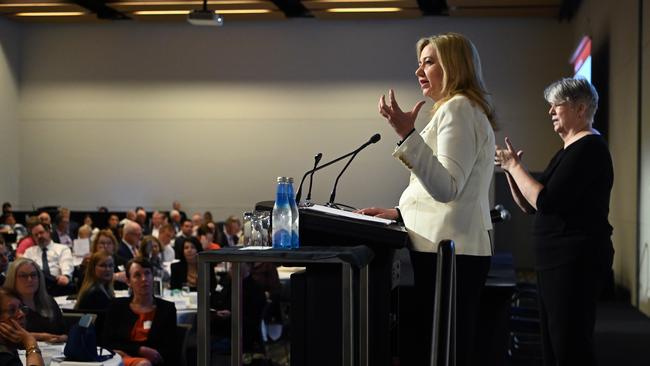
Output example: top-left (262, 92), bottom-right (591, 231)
top-left (306, 153), bottom-right (323, 202)
top-left (327, 133), bottom-right (381, 207)
top-left (295, 133), bottom-right (381, 204)
top-left (490, 204), bottom-right (511, 223)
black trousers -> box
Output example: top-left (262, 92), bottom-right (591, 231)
top-left (406, 251), bottom-right (491, 366)
top-left (536, 248), bottom-right (612, 366)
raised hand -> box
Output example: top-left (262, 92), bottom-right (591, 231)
top-left (495, 137), bottom-right (523, 172)
top-left (378, 89), bottom-right (425, 139)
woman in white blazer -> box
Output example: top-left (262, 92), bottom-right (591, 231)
top-left (357, 32), bottom-right (496, 366)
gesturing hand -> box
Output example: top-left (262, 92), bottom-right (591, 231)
top-left (495, 137), bottom-right (523, 172)
top-left (378, 89), bottom-right (425, 140)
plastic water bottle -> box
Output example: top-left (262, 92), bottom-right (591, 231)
top-left (287, 177), bottom-right (300, 249)
top-left (272, 177), bottom-right (292, 249)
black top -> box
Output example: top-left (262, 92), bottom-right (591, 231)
top-left (533, 134), bottom-right (614, 269)
top-left (76, 283), bottom-right (113, 311)
top-left (26, 295), bottom-right (66, 335)
top-left (0, 345), bottom-right (20, 366)
top-left (100, 297), bottom-right (178, 365)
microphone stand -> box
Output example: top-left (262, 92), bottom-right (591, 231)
top-left (306, 153), bottom-right (322, 202)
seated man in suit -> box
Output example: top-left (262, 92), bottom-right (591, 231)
top-left (51, 212), bottom-right (73, 247)
top-left (118, 221), bottom-right (142, 260)
top-left (216, 215), bottom-right (242, 247)
top-left (23, 223), bottom-right (74, 296)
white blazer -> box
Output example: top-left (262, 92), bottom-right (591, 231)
top-left (393, 95), bottom-right (495, 256)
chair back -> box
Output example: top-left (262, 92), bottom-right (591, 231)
top-left (430, 239), bottom-right (456, 366)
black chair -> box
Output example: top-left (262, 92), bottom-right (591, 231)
top-left (430, 239), bottom-right (456, 366)
top-left (508, 282), bottom-right (543, 365)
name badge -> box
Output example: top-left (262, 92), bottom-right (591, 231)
top-left (118, 265), bottom-right (125, 272)
top-left (143, 320), bottom-right (152, 330)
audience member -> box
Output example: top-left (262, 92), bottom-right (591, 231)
top-left (190, 213), bottom-right (203, 233)
top-left (173, 219), bottom-right (193, 260)
top-left (135, 209), bottom-right (149, 234)
top-left (15, 217), bottom-right (41, 257)
top-left (0, 288), bottom-right (45, 366)
top-left (3, 258), bottom-right (67, 343)
top-left (37, 212), bottom-right (51, 228)
top-left (51, 212), bottom-right (73, 247)
top-left (172, 201), bottom-right (187, 222)
top-left (157, 224), bottom-right (175, 262)
top-left (0, 213), bottom-right (27, 238)
top-left (170, 237), bottom-right (202, 291)
top-left (23, 224), bottom-right (74, 296)
top-left (169, 210), bottom-right (182, 233)
top-left (139, 236), bottom-right (167, 281)
top-left (75, 251), bottom-right (115, 311)
top-left (197, 224), bottom-right (220, 251)
top-left (216, 215), bottom-right (241, 247)
top-left (58, 207), bottom-right (79, 238)
top-left (119, 221), bottom-right (142, 261)
top-left (91, 230), bottom-right (128, 290)
top-left (1, 202), bottom-right (11, 216)
top-left (203, 211), bottom-right (214, 225)
top-left (82, 214), bottom-right (100, 239)
top-left (149, 211), bottom-right (164, 239)
top-left (77, 225), bottom-right (93, 240)
top-left (102, 257), bottom-right (178, 365)
top-left (108, 214), bottom-right (121, 240)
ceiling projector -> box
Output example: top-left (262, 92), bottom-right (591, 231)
top-left (187, 9), bottom-right (224, 26)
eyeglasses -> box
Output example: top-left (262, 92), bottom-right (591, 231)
top-left (17, 272), bottom-right (39, 280)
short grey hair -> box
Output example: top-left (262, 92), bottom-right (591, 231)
top-left (544, 78), bottom-right (599, 121)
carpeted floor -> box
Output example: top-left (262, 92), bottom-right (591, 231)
top-left (594, 302), bottom-right (650, 366)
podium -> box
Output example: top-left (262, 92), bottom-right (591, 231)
top-left (256, 202), bottom-right (408, 366)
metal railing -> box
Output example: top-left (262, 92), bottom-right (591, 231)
top-left (430, 239), bottom-right (456, 366)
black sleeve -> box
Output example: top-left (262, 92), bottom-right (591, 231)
top-left (536, 139), bottom-right (608, 213)
top-left (48, 296), bottom-right (66, 335)
top-left (169, 262), bottom-right (184, 290)
top-left (150, 300), bottom-right (178, 365)
top-left (0, 353), bottom-right (22, 366)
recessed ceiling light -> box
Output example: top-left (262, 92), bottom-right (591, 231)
top-left (14, 11), bottom-right (85, 16)
top-left (134, 9), bottom-right (270, 15)
top-left (326, 7), bottom-right (401, 12)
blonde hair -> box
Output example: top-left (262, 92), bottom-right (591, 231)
top-left (3, 257), bottom-right (57, 318)
top-left (416, 33), bottom-right (496, 129)
top-left (76, 251), bottom-right (114, 309)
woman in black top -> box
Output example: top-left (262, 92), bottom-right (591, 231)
top-left (170, 237), bottom-right (202, 291)
top-left (495, 78), bottom-right (614, 366)
top-left (76, 251), bottom-right (115, 311)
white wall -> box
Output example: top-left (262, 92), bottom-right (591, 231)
top-left (15, 17), bottom-right (571, 221)
top-left (0, 19), bottom-right (20, 205)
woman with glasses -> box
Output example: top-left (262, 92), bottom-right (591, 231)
top-left (75, 251), bottom-right (115, 311)
top-left (91, 229), bottom-right (128, 290)
top-left (0, 288), bottom-right (44, 366)
top-left (495, 78), bottom-right (613, 365)
top-left (102, 257), bottom-right (177, 366)
top-left (3, 257), bottom-right (67, 343)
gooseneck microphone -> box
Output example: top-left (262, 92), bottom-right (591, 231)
top-left (327, 133), bottom-right (381, 207)
top-left (295, 133), bottom-right (381, 204)
top-left (306, 153), bottom-right (323, 202)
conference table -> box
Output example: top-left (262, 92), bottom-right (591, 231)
top-left (18, 342), bottom-right (123, 366)
top-left (55, 289), bottom-right (198, 325)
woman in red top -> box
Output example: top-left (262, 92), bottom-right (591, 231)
top-left (101, 257), bottom-right (177, 366)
